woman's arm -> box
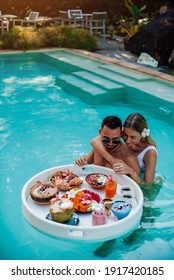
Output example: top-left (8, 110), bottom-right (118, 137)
top-left (113, 160), bottom-right (143, 184)
top-left (91, 136), bottom-right (157, 185)
top-left (90, 136), bottom-right (119, 165)
top-left (91, 136), bottom-right (140, 174)
top-left (113, 149), bottom-right (157, 184)
top-left (91, 136), bottom-right (141, 180)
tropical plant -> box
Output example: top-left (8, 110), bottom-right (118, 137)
top-left (119, 21), bottom-right (140, 37)
top-left (125, 0), bottom-right (146, 24)
top-left (116, 0), bottom-right (148, 37)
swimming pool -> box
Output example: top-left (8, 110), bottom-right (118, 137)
top-left (0, 50), bottom-right (174, 260)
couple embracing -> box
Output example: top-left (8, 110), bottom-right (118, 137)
top-left (75, 113), bottom-right (157, 185)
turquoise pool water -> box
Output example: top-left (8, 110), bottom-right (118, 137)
top-left (0, 50), bottom-right (174, 260)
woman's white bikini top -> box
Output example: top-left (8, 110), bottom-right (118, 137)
top-left (137, 145), bottom-right (157, 172)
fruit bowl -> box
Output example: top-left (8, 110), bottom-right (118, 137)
top-left (85, 173), bottom-right (108, 189)
top-left (111, 200), bottom-right (132, 220)
top-left (49, 169), bottom-right (83, 191)
top-left (30, 181), bottom-right (58, 205)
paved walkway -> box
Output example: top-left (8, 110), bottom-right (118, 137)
top-left (95, 38), bottom-right (138, 65)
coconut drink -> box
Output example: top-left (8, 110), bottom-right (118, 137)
top-left (50, 196), bottom-right (74, 223)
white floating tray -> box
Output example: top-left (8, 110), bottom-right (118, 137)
top-left (22, 164), bottom-right (143, 243)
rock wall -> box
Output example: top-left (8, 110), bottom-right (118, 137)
top-left (124, 8), bottom-right (174, 65)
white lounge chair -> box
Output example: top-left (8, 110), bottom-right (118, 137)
top-left (13, 11), bottom-right (39, 28)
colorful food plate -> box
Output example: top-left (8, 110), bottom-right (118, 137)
top-left (61, 189), bottom-right (101, 213)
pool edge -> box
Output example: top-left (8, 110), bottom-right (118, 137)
top-left (0, 47), bottom-right (174, 84)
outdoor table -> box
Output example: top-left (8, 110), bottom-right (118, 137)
top-left (37, 16), bottom-right (52, 22)
top-left (37, 16), bottom-right (53, 27)
top-left (0, 14), bottom-right (17, 30)
top-left (0, 14), bottom-right (17, 20)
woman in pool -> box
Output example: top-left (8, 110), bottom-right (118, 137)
top-left (90, 112), bottom-right (157, 184)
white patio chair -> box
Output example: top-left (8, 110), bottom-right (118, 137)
top-left (0, 10), bottom-right (10, 32)
top-left (67, 9), bottom-right (84, 27)
top-left (59, 11), bottom-right (71, 25)
top-left (86, 12), bottom-right (107, 38)
top-left (13, 11), bottom-right (39, 28)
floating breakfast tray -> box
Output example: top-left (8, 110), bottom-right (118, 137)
top-left (22, 164), bottom-right (143, 243)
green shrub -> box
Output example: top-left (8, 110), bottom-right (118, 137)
top-left (0, 26), bottom-right (40, 50)
top-left (38, 25), bottom-right (97, 50)
top-left (15, 27), bottom-right (40, 49)
top-left (0, 28), bottom-right (20, 49)
top-left (62, 27), bottom-right (97, 50)
top-left (0, 25), bottom-right (97, 51)
top-left (37, 25), bottom-right (64, 47)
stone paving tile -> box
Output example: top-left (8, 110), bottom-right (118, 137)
top-left (95, 38), bottom-right (138, 64)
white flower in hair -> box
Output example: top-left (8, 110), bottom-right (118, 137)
top-left (141, 128), bottom-right (150, 137)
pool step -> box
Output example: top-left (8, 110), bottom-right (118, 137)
top-left (100, 64), bottom-right (152, 81)
top-left (45, 52), bottom-right (174, 103)
top-left (58, 74), bottom-right (106, 95)
top-left (84, 67), bottom-right (139, 88)
top-left (44, 52), bottom-right (95, 70)
top-left (44, 52), bottom-right (143, 87)
top-left (94, 66), bottom-right (174, 101)
top-left (73, 71), bottom-right (124, 90)
top-left (45, 52), bottom-right (147, 84)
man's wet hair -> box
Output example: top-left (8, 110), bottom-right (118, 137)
top-left (101, 115), bottom-right (122, 130)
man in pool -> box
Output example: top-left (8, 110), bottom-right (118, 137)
top-left (75, 115), bottom-right (140, 175)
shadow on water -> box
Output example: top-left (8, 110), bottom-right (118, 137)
top-left (93, 176), bottom-right (164, 258)
top-left (93, 239), bottom-right (117, 258)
